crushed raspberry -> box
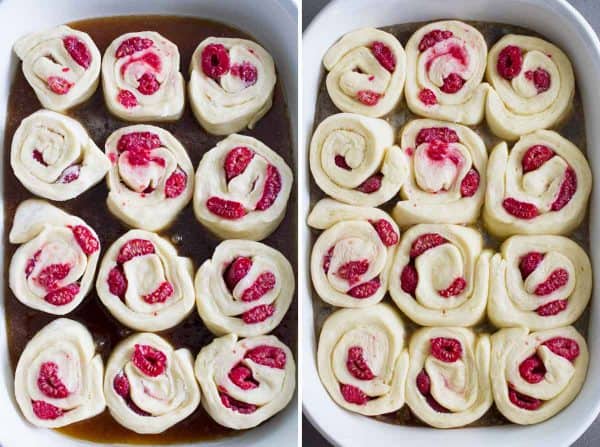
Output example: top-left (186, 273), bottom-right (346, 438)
top-left (70, 225), bottom-right (99, 255)
top-left (440, 73), bottom-right (465, 93)
top-left (164, 169), bottom-right (187, 198)
top-left (322, 246), bottom-right (334, 273)
top-left (418, 29), bottom-right (453, 52)
top-left (37, 362), bottom-right (69, 398)
top-left (59, 165), bottom-right (80, 183)
top-left (117, 239), bottom-right (155, 264)
top-left (228, 364), bottom-right (258, 390)
top-left (115, 37), bottom-right (154, 58)
top-left (438, 277), bottom-right (466, 297)
top-left (460, 169), bottom-right (480, 197)
top-left (357, 90), bottom-right (381, 106)
top-left (337, 260), bottom-right (369, 285)
top-left (245, 345), bottom-right (287, 369)
top-left (44, 283), bottom-right (79, 306)
top-left (241, 272), bottom-right (276, 302)
top-left (508, 386), bottom-right (542, 410)
top-left (550, 167), bottom-right (577, 211)
top-left (497, 45), bottom-right (523, 80)
top-left (346, 346), bottom-right (375, 380)
top-left (502, 198), bottom-right (539, 219)
top-left (370, 219), bottom-right (399, 246)
top-left (117, 89), bottom-right (138, 108)
top-left (207, 197), bottom-right (247, 219)
top-left (426, 395), bottom-right (450, 413)
top-left (519, 252), bottom-right (544, 279)
top-left (522, 145), bottom-right (555, 173)
top-left (334, 155), bottom-right (351, 170)
top-left (347, 277), bottom-right (380, 298)
top-left (63, 36), bottom-right (91, 69)
top-left (117, 132), bottom-right (162, 153)
top-left (220, 391), bottom-right (257, 413)
top-left (418, 89), bottom-right (437, 105)
top-left (410, 233), bottom-right (448, 258)
top-left (137, 72), bottom-right (160, 95)
top-left (255, 165), bottom-right (282, 211)
top-left (525, 68), bottom-right (551, 93)
top-left (32, 400), bottom-right (64, 420)
top-left (242, 304), bottom-right (275, 324)
top-left (108, 266), bottom-right (127, 299)
top-left (519, 355), bottom-right (546, 384)
top-left (416, 127), bottom-right (459, 145)
top-left (224, 146), bottom-right (255, 181)
top-left (430, 337), bottom-right (462, 363)
top-left (202, 43), bottom-right (230, 80)
top-left (25, 250), bottom-right (41, 278)
top-left (32, 149), bottom-right (47, 166)
top-left (340, 384), bottom-right (369, 405)
top-left (534, 268), bottom-right (569, 296)
top-left (231, 61), bottom-right (258, 86)
top-left (542, 337), bottom-right (580, 362)
top-left (426, 139), bottom-right (449, 161)
top-left (401, 264), bottom-right (418, 296)
top-left (225, 257), bottom-right (253, 290)
top-left (416, 370), bottom-right (431, 395)
top-left (132, 344), bottom-right (167, 377)
top-left (46, 76), bottom-right (73, 95)
top-left (536, 299), bottom-right (568, 316)
top-left (113, 373), bottom-right (130, 397)
top-left (356, 173), bottom-right (383, 193)
top-left (142, 281), bottom-right (174, 304)
top-left (36, 263), bottom-right (70, 291)
top-left (371, 41), bottom-right (396, 72)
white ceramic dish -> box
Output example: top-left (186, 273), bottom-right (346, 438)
top-left (0, 0), bottom-right (298, 446)
top-left (301, 0), bottom-right (600, 446)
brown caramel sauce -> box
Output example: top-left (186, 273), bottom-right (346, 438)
top-left (3, 15), bottom-right (296, 444)
top-left (310, 20), bottom-right (589, 428)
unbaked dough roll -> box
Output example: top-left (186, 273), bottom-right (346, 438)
top-left (14, 318), bottom-right (105, 428)
top-left (96, 229), bottom-right (195, 332)
top-left (323, 28), bottom-right (406, 117)
top-left (14, 25), bottom-right (101, 112)
top-left (405, 21), bottom-right (489, 125)
top-left (102, 31), bottom-right (184, 121)
top-left (194, 333), bottom-right (295, 429)
top-left (11, 109), bottom-right (110, 201)
top-left (195, 240), bottom-right (294, 337)
top-left (388, 224), bottom-right (491, 326)
top-left (308, 198), bottom-right (400, 307)
top-left (105, 125), bottom-right (194, 231)
top-left (189, 37), bottom-right (276, 135)
top-left (393, 119), bottom-right (487, 226)
top-left (9, 199), bottom-right (101, 315)
top-left (491, 326), bottom-right (588, 424)
top-left (405, 327), bottom-right (492, 428)
top-left (104, 333), bottom-right (200, 434)
top-left (317, 304), bottom-right (409, 415)
top-left (483, 130), bottom-right (591, 237)
top-left (486, 34), bottom-right (575, 140)
top-left (309, 113), bottom-right (407, 206)
top-left (488, 235), bottom-right (591, 330)
top-left (193, 134), bottom-right (293, 241)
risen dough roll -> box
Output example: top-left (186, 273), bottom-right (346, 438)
top-left (96, 229), bottom-right (195, 332)
top-left (14, 318), bottom-right (105, 428)
top-left (102, 31), bottom-right (184, 121)
top-left (195, 333), bottom-right (295, 429)
top-left (195, 240), bottom-right (294, 337)
top-left (193, 134), bottom-right (293, 241)
top-left (486, 35), bottom-right (575, 140)
top-left (104, 333), bottom-right (200, 434)
top-left (11, 109), bottom-right (110, 201)
top-left (405, 21), bottom-right (489, 125)
top-left (491, 326), bottom-right (588, 424)
top-left (309, 113), bottom-right (407, 206)
top-left (405, 327), bottom-right (492, 428)
top-left (14, 25), bottom-right (101, 111)
top-left (488, 235), bottom-right (591, 330)
top-left (105, 125), bottom-right (194, 231)
top-left (389, 224), bottom-right (491, 326)
top-left (324, 28), bottom-right (406, 117)
top-left (393, 119), bottom-right (487, 226)
top-left (189, 37), bottom-right (276, 135)
top-left (483, 130), bottom-right (591, 237)
top-left (308, 198), bottom-right (400, 307)
top-left (317, 304), bottom-right (409, 415)
top-left (9, 199), bottom-right (101, 315)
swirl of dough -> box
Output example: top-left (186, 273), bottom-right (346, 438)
top-left (195, 239), bottom-right (294, 337)
top-left (405, 21), bottom-right (489, 125)
top-left (317, 304), bottom-right (409, 415)
top-left (11, 109), bottom-right (110, 201)
top-left (393, 119), bottom-right (487, 226)
top-left (104, 333), bottom-right (200, 434)
top-left (491, 326), bottom-right (588, 424)
top-left (193, 134), bottom-right (293, 241)
top-left (14, 318), bottom-right (105, 428)
top-left (488, 235), bottom-right (591, 330)
top-left (9, 199), bottom-right (101, 315)
top-left (388, 224), bottom-right (491, 326)
top-left (194, 333), bottom-right (295, 429)
top-left (486, 35), bottom-right (575, 140)
top-left (405, 327), bottom-right (492, 428)
top-left (308, 198), bottom-right (400, 307)
top-left (483, 130), bottom-right (591, 237)
top-left (309, 113), bottom-right (407, 206)
top-left (96, 229), bottom-right (195, 332)
top-left (14, 25), bottom-right (101, 112)
top-left (189, 37), bottom-right (276, 135)
top-left (323, 28), bottom-right (406, 117)
top-left (105, 125), bottom-right (194, 231)
top-left (102, 31), bottom-right (184, 121)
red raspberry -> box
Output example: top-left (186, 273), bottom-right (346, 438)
top-left (542, 337), bottom-right (580, 362)
top-left (245, 345), bottom-right (287, 369)
top-left (63, 36), bottom-right (91, 69)
top-left (37, 362), bottom-right (69, 398)
top-left (231, 61), bottom-right (258, 86)
top-left (337, 260), bottom-right (369, 285)
top-left (534, 268), bottom-right (569, 296)
top-left (536, 299), bottom-right (568, 316)
top-left (346, 346), bottom-right (375, 380)
top-left (255, 165), bottom-right (282, 211)
top-left (522, 145), bottom-right (555, 173)
top-left (426, 394), bottom-right (450, 413)
top-left (117, 132), bottom-right (162, 153)
top-left (44, 283), bottom-right (79, 306)
top-left (440, 73), bottom-right (465, 93)
top-left (220, 391), bottom-right (257, 414)
top-left (242, 304), bottom-right (275, 324)
top-left (322, 246), bottom-right (334, 273)
top-left (460, 169), bottom-right (480, 197)
top-left (502, 198), bottom-right (539, 219)
top-left (371, 41), bottom-right (396, 72)
top-left (25, 250), bottom-right (41, 277)
top-left (36, 263), bottom-right (70, 291)
top-left (32, 149), bottom-right (47, 166)
top-left (416, 127), bottom-right (459, 145)
top-left (416, 370), bottom-right (431, 395)
top-left (113, 373), bottom-right (130, 397)
top-left (164, 169), bottom-right (187, 198)
top-left (117, 238), bottom-right (155, 264)
top-left (410, 233), bottom-right (448, 258)
top-left (142, 281), bottom-right (173, 304)
top-left (137, 72), bottom-right (160, 95)
top-left (418, 89), bottom-right (437, 105)
top-left (224, 146), bottom-right (255, 182)
top-left (241, 272), bottom-right (276, 302)
top-left (201, 43), bottom-right (230, 80)
top-left (59, 165), bottom-right (81, 184)
top-left (508, 386), bottom-right (542, 410)
top-left (46, 76), bottom-right (73, 95)
top-left (356, 173), bottom-right (383, 194)
top-left (357, 90), bottom-right (381, 106)
top-left (334, 155), bottom-right (351, 170)
top-left (347, 277), bottom-right (380, 298)
top-left (117, 89), bottom-right (138, 108)
top-left (108, 266), bottom-right (128, 299)
top-left (32, 400), bottom-right (64, 420)
top-left (115, 37), bottom-right (153, 58)
top-left (370, 219), bottom-right (399, 246)
top-left (132, 344), bottom-right (167, 377)
top-left (339, 384), bottom-right (369, 405)
top-left (401, 264), bottom-right (418, 296)
top-left (225, 257), bottom-right (253, 291)
top-left (70, 225), bottom-right (99, 255)
top-left (228, 364), bottom-right (258, 390)
top-left (418, 29), bottom-right (453, 52)
top-left (551, 167), bottom-right (577, 211)
top-left (525, 68), bottom-right (551, 93)
top-left (438, 277), bottom-right (466, 297)
top-left (519, 355), bottom-right (546, 384)
top-left (430, 337), bottom-right (462, 363)
top-left (425, 139), bottom-right (449, 161)
top-left (497, 45), bottom-right (523, 80)
top-left (207, 197), bottom-right (247, 219)
top-left (519, 252), bottom-right (544, 279)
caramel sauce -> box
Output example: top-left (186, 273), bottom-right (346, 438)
top-left (3, 15), bottom-right (296, 444)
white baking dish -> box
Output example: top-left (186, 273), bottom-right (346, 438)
top-left (0, 0), bottom-right (298, 445)
top-left (301, 0), bottom-right (600, 445)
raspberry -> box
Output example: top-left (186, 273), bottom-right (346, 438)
top-left (108, 266), bottom-right (128, 299)
top-left (37, 362), bottom-right (69, 398)
top-left (502, 198), bottom-right (539, 219)
top-left (117, 89), bottom-right (138, 108)
top-left (416, 370), bottom-right (431, 395)
top-left (132, 344), bottom-right (167, 377)
top-left (337, 260), bottom-right (369, 285)
top-left (164, 169), bottom-right (187, 198)
top-left (36, 263), bottom-right (70, 291)
top-left (241, 272), bottom-right (276, 302)
top-left (322, 246), bottom-right (334, 273)
top-left (113, 373), bottom-right (130, 397)
top-left (225, 257), bottom-right (253, 290)
top-left (401, 264), bottom-right (418, 296)
top-left (357, 90), bottom-right (381, 106)
top-left (117, 238), bottom-right (155, 264)
top-left (346, 346), bottom-right (375, 380)
top-left (46, 76), bottom-right (73, 95)
top-left (370, 219), bottom-right (398, 246)
top-left (228, 364), bottom-right (258, 390)
top-left (44, 283), bottom-right (79, 306)
top-left (522, 145), bottom-right (555, 173)
top-left (460, 169), bottom-right (480, 197)
top-left (438, 277), bottom-right (466, 297)
top-left (117, 132), bottom-right (162, 153)
top-left (58, 165), bottom-right (80, 184)
top-left (430, 337), bottom-right (462, 363)
top-left (418, 29), bottom-right (453, 52)
top-left (231, 61), bottom-right (258, 86)
top-left (32, 149), bottom-right (47, 166)
top-left (508, 386), bottom-right (542, 410)
top-left (426, 139), bottom-right (449, 161)
top-left (497, 45), bottom-right (523, 80)
top-left (416, 127), bottom-right (459, 145)
top-left (137, 72), bottom-right (160, 95)
top-left (224, 146), bottom-right (255, 181)
top-left (536, 299), bottom-right (568, 316)
top-left (142, 281), bottom-right (173, 304)
top-left (347, 277), bottom-right (380, 298)
top-left (426, 395), bottom-right (450, 413)
top-left (32, 400), bottom-right (64, 420)
top-left (519, 355), bottom-right (546, 384)
top-left (371, 41), bottom-right (396, 72)
top-left (519, 252), bottom-right (544, 279)
top-left (115, 37), bottom-right (153, 58)
top-left (242, 304), bottom-right (275, 324)
top-left (255, 165), bottom-right (282, 211)
top-left (419, 89), bottom-right (437, 105)
top-left (410, 233), bottom-right (447, 258)
top-left (63, 36), bottom-right (91, 69)
top-left (356, 173), bottom-right (383, 194)
top-left (70, 225), bottom-right (99, 255)
top-left (201, 43), bottom-right (230, 80)
top-left (334, 155), bottom-right (351, 170)
top-left (245, 345), bottom-right (287, 369)
top-left (542, 337), bottom-right (580, 362)
top-left (25, 250), bottom-right (41, 277)
top-left (339, 384), bottom-right (369, 405)
top-left (551, 167), bottom-right (577, 211)
top-left (220, 391), bottom-right (257, 414)
top-left (525, 68), bottom-right (551, 93)
top-left (534, 268), bottom-right (569, 296)
top-left (440, 73), bottom-right (465, 93)
top-left (207, 197), bottom-right (247, 219)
